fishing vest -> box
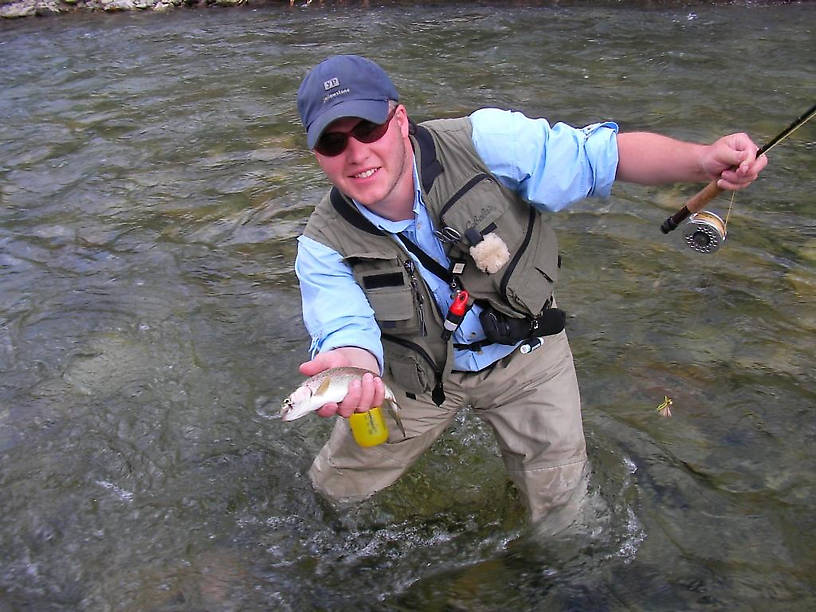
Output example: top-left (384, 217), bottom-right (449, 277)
top-left (302, 117), bottom-right (560, 403)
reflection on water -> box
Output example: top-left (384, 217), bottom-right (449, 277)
top-left (1, 2), bottom-right (815, 609)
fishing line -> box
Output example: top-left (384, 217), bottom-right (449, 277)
top-left (724, 190), bottom-right (736, 230)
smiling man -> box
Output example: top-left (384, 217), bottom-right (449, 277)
top-left (293, 54), bottom-right (766, 522)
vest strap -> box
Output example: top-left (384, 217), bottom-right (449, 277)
top-left (410, 121), bottom-right (443, 192)
top-left (395, 233), bottom-right (457, 288)
top-left (452, 339), bottom-right (494, 352)
top-left (329, 188), bottom-right (383, 236)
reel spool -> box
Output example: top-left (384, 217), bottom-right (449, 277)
top-left (682, 211), bottom-right (727, 254)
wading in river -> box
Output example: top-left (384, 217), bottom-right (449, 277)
top-left (290, 54), bottom-right (767, 523)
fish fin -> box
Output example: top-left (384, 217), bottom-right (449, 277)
top-left (316, 377), bottom-right (331, 396)
top-left (384, 398), bottom-right (406, 439)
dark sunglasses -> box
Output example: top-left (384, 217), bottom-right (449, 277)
top-left (314, 107), bottom-right (398, 157)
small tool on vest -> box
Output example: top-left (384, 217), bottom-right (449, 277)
top-left (441, 290), bottom-right (470, 341)
top-left (519, 337), bottom-right (545, 354)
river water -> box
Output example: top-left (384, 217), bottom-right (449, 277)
top-left (1, 2), bottom-right (814, 609)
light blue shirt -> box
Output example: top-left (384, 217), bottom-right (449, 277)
top-left (295, 108), bottom-right (619, 372)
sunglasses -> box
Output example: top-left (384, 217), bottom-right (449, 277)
top-left (314, 107), bottom-right (397, 157)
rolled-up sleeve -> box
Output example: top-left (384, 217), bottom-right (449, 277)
top-left (470, 108), bottom-right (619, 211)
top-left (295, 235), bottom-right (384, 371)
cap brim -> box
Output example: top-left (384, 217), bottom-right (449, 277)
top-left (306, 99), bottom-right (390, 150)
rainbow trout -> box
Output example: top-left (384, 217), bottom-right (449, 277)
top-left (281, 367), bottom-right (406, 437)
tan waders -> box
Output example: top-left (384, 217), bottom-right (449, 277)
top-left (308, 330), bottom-right (587, 522)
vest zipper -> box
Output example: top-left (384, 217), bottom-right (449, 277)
top-left (499, 206), bottom-right (537, 312)
top-left (402, 259), bottom-right (427, 336)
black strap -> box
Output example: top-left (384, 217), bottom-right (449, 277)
top-left (395, 232), bottom-right (456, 286)
top-left (329, 188), bottom-right (383, 236)
top-left (453, 339), bottom-right (494, 352)
top-left (409, 121), bottom-right (443, 193)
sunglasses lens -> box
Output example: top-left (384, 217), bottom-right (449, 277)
top-left (315, 133), bottom-right (347, 157)
top-left (353, 120), bottom-right (388, 144)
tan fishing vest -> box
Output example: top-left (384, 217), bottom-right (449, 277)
top-left (302, 117), bottom-right (560, 403)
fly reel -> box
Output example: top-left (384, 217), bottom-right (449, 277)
top-left (662, 104), bottom-right (815, 251)
top-left (682, 211), bottom-right (727, 254)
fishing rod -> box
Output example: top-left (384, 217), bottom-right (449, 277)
top-left (659, 103), bottom-right (816, 250)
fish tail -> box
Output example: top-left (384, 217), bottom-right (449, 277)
top-left (384, 397), bottom-right (406, 438)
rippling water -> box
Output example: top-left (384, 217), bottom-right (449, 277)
top-left (1, 2), bottom-right (815, 609)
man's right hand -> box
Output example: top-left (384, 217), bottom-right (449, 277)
top-left (298, 347), bottom-right (385, 419)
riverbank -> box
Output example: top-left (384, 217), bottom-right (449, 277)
top-left (0, 0), bottom-right (798, 20)
top-left (0, 0), bottom-right (259, 18)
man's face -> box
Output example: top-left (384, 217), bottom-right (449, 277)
top-left (313, 106), bottom-right (412, 214)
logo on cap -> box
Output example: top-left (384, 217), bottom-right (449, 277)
top-left (323, 77), bottom-right (340, 91)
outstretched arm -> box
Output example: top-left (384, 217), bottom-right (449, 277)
top-left (615, 131), bottom-right (767, 189)
top-left (295, 235), bottom-right (386, 419)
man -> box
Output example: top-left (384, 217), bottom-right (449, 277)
top-left (293, 54), bottom-right (766, 522)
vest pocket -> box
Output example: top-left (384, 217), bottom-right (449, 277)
top-left (441, 176), bottom-right (560, 316)
top-left (347, 256), bottom-right (421, 336)
top-left (502, 221), bottom-right (560, 315)
top-left (439, 174), bottom-right (508, 242)
top-left (382, 336), bottom-right (435, 394)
